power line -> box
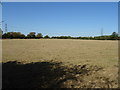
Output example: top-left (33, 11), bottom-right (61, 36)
top-left (5, 24), bottom-right (7, 33)
top-left (101, 28), bottom-right (103, 36)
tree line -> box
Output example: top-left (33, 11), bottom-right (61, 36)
top-left (1, 31), bottom-right (120, 40)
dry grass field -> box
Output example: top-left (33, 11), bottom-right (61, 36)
top-left (2, 39), bottom-right (118, 88)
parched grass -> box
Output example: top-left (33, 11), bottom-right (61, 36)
top-left (2, 39), bottom-right (118, 88)
top-left (2, 39), bottom-right (118, 66)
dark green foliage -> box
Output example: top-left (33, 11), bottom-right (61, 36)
top-left (36, 33), bottom-right (43, 39)
top-left (44, 35), bottom-right (50, 38)
top-left (2, 32), bottom-right (25, 39)
top-left (2, 31), bottom-right (119, 40)
top-left (52, 36), bottom-right (72, 39)
top-left (27, 32), bottom-right (36, 39)
top-left (110, 32), bottom-right (118, 40)
top-left (94, 35), bottom-right (112, 40)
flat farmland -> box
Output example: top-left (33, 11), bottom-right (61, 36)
top-left (2, 39), bottom-right (119, 88)
top-left (2, 39), bottom-right (118, 66)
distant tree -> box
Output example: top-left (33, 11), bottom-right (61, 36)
top-left (27, 32), bottom-right (36, 38)
top-left (2, 31), bottom-right (119, 40)
top-left (2, 32), bottom-right (13, 39)
top-left (2, 33), bottom-right (7, 39)
top-left (12, 32), bottom-right (21, 38)
top-left (51, 36), bottom-right (57, 39)
top-left (2, 32), bottom-right (25, 39)
top-left (110, 32), bottom-right (118, 40)
top-left (57, 36), bottom-right (72, 39)
top-left (44, 35), bottom-right (50, 38)
top-left (36, 33), bottom-right (43, 38)
top-left (20, 34), bottom-right (25, 39)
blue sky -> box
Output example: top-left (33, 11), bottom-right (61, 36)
top-left (2, 2), bottom-right (118, 37)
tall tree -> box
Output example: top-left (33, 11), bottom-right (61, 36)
top-left (27, 32), bottom-right (36, 38)
top-left (2, 32), bottom-right (25, 39)
top-left (36, 33), bottom-right (43, 38)
top-left (111, 32), bottom-right (118, 40)
top-left (44, 35), bottom-right (50, 38)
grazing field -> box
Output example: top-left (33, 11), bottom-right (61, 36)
top-left (2, 39), bottom-right (118, 88)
